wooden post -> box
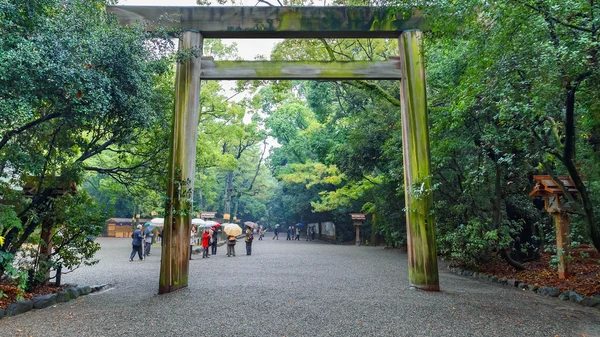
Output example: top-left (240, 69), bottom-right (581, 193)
top-left (159, 31), bottom-right (203, 294)
top-left (355, 225), bottom-right (360, 246)
top-left (553, 212), bottom-right (571, 279)
top-left (398, 30), bottom-right (439, 291)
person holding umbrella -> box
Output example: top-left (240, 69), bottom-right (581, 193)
top-left (201, 228), bottom-right (211, 258)
top-left (223, 223), bottom-right (242, 257)
top-left (245, 225), bottom-right (254, 255)
top-left (143, 223), bottom-right (153, 257)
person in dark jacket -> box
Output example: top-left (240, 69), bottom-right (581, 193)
top-left (245, 226), bottom-right (254, 255)
top-left (211, 226), bottom-right (218, 255)
top-left (130, 225), bottom-right (144, 261)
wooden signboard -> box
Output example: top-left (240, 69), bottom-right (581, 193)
top-left (350, 213), bottom-right (366, 220)
top-left (201, 212), bottom-right (216, 219)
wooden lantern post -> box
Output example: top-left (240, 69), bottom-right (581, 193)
top-left (350, 213), bottom-right (365, 246)
top-left (529, 175), bottom-right (578, 279)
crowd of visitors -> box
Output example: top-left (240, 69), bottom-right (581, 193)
top-left (130, 222), bottom-right (316, 261)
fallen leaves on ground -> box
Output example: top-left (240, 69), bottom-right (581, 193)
top-left (473, 245), bottom-right (600, 296)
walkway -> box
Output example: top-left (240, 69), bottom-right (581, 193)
top-left (1, 237), bottom-right (599, 336)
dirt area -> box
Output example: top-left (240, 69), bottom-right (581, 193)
top-left (475, 245), bottom-right (600, 296)
top-left (0, 283), bottom-right (62, 310)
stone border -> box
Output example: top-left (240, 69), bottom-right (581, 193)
top-left (447, 266), bottom-right (600, 310)
top-left (0, 283), bottom-right (110, 320)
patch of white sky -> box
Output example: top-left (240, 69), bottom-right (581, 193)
top-left (118, 0), bottom-right (286, 150)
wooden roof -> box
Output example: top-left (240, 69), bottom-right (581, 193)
top-left (105, 6), bottom-right (426, 38)
top-left (529, 175), bottom-right (577, 197)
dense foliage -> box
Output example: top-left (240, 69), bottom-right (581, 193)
top-left (2, 0), bottom-right (599, 286)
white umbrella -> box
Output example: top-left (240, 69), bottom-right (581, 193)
top-left (150, 218), bottom-right (164, 227)
top-left (192, 218), bottom-right (207, 225)
top-left (197, 220), bottom-right (220, 228)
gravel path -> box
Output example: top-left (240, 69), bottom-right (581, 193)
top-left (1, 237), bottom-right (599, 337)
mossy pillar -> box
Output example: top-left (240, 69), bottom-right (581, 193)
top-left (159, 31), bottom-right (203, 294)
top-left (398, 30), bottom-right (439, 291)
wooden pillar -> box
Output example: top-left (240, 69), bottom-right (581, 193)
top-left (159, 31), bottom-right (203, 294)
top-left (553, 212), bottom-right (571, 279)
top-left (398, 30), bottom-right (439, 291)
top-left (355, 225), bottom-right (360, 246)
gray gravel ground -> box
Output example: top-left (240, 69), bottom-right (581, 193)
top-left (1, 237), bottom-right (600, 337)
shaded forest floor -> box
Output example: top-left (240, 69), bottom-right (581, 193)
top-left (475, 245), bottom-right (600, 296)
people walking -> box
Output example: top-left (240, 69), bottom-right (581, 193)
top-left (294, 227), bottom-right (300, 241)
top-left (211, 226), bottom-right (218, 255)
top-left (201, 228), bottom-right (211, 258)
top-left (189, 225), bottom-right (196, 260)
top-left (245, 225), bottom-right (254, 255)
top-left (273, 225), bottom-right (279, 240)
top-left (258, 227), bottom-right (264, 240)
top-left (286, 226), bottom-right (292, 240)
top-left (227, 235), bottom-right (237, 257)
top-left (306, 226), bottom-right (310, 241)
top-left (129, 224), bottom-right (144, 261)
top-left (311, 226), bottom-right (316, 241)
top-left (143, 223), bottom-right (153, 257)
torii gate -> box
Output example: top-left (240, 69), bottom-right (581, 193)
top-left (107, 5), bottom-right (439, 293)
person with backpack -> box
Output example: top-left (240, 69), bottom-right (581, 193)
top-left (245, 225), bottom-right (254, 255)
top-left (129, 224), bottom-right (144, 262)
top-left (227, 235), bottom-right (237, 257)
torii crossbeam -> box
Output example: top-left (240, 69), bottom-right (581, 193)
top-left (107, 5), bottom-right (439, 294)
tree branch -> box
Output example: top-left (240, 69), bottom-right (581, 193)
top-left (0, 112), bottom-right (62, 151)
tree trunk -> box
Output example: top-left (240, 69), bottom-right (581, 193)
top-left (562, 86), bottom-right (600, 252)
top-left (223, 171), bottom-right (233, 216)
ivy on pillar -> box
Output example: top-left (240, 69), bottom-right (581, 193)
top-left (398, 30), bottom-right (439, 291)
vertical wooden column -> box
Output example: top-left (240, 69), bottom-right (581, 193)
top-left (355, 225), bottom-right (360, 246)
top-left (159, 31), bottom-right (203, 294)
top-left (398, 30), bottom-right (439, 291)
top-left (553, 212), bottom-right (571, 279)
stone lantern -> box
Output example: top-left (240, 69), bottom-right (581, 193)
top-left (529, 175), bottom-right (578, 279)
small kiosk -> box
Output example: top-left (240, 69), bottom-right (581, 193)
top-left (529, 175), bottom-right (578, 279)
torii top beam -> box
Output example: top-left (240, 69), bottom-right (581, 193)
top-left (106, 6), bottom-right (426, 39)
